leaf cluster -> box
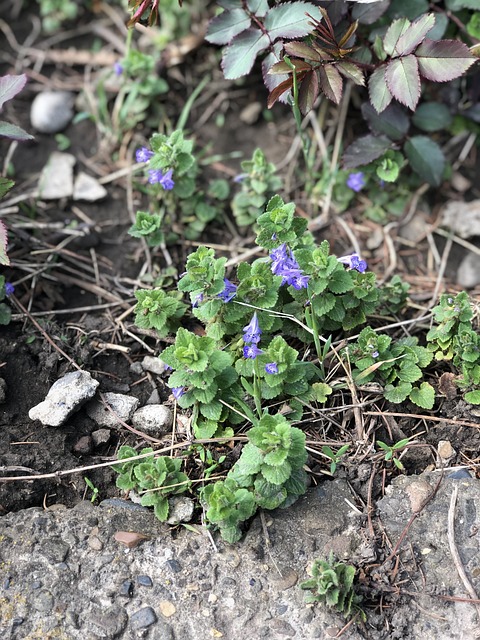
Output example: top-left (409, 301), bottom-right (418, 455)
top-left (114, 446), bottom-right (190, 521)
top-left (300, 553), bottom-right (363, 620)
top-left (134, 288), bottom-right (187, 338)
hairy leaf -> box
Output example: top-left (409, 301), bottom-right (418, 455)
top-left (0, 120), bottom-right (34, 141)
top-left (415, 39), bottom-right (476, 83)
top-left (383, 18), bottom-right (410, 57)
top-left (412, 102), bottom-right (452, 132)
top-left (385, 55), bottom-right (420, 111)
top-left (264, 2), bottom-right (322, 41)
top-left (368, 66), bottom-right (393, 113)
top-left (298, 70), bottom-right (319, 114)
top-left (404, 135), bottom-right (445, 186)
top-left (205, 9), bottom-right (251, 45)
top-left (0, 219), bottom-right (9, 266)
top-left (343, 134), bottom-right (392, 169)
top-left (395, 13), bottom-right (435, 56)
top-left (284, 41), bottom-right (325, 62)
top-left (465, 390), bottom-right (480, 405)
top-left (361, 102), bottom-right (410, 141)
top-left (0, 74), bottom-right (27, 110)
top-left (221, 29), bottom-right (269, 79)
top-left (336, 62), bottom-right (365, 86)
top-left (409, 382), bottom-right (435, 409)
top-left (384, 382), bottom-right (412, 403)
top-left (318, 64), bottom-right (343, 104)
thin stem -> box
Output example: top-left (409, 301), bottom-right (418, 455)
top-left (253, 358), bottom-right (263, 419)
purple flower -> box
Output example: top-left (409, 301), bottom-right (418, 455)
top-left (346, 172), bottom-right (366, 192)
top-left (270, 244), bottom-right (309, 289)
top-left (265, 362), bottom-right (278, 374)
top-left (372, 351), bottom-right (379, 359)
top-left (338, 253), bottom-right (367, 273)
top-left (243, 344), bottom-right (263, 359)
top-left (136, 147), bottom-right (154, 163)
top-left (148, 169), bottom-right (164, 184)
top-left (113, 61), bottom-right (123, 76)
top-left (233, 173), bottom-right (246, 183)
top-left (4, 282), bottom-right (14, 296)
top-left (192, 293), bottom-right (204, 308)
top-left (159, 169), bottom-right (175, 191)
top-left (217, 278), bottom-right (237, 303)
top-left (172, 387), bottom-right (185, 399)
top-left (243, 312), bottom-right (262, 345)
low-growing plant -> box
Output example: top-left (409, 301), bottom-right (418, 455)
top-left (376, 436), bottom-right (415, 471)
top-left (322, 444), bottom-right (350, 475)
top-left (300, 552), bottom-right (364, 620)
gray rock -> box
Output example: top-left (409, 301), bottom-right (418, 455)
top-left (73, 171), bottom-right (108, 202)
top-left (87, 605), bottom-right (128, 638)
top-left (141, 356), bottom-right (168, 375)
top-left (129, 362), bottom-right (144, 375)
top-left (130, 606), bottom-right (157, 630)
top-left (91, 428), bottom-right (111, 447)
top-left (73, 435), bottom-right (92, 455)
top-left (30, 90), bottom-right (75, 133)
top-left (37, 151), bottom-right (75, 199)
top-left (146, 388), bottom-right (161, 405)
top-left (166, 496), bottom-right (195, 524)
top-left (131, 404), bottom-right (172, 436)
top-left (456, 252), bottom-right (480, 288)
top-left (0, 377), bottom-right (6, 403)
top-left (28, 370), bottom-right (99, 426)
top-left (85, 392), bottom-right (139, 427)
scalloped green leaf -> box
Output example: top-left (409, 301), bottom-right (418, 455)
top-left (465, 390), bottom-right (480, 405)
top-left (263, 2), bottom-right (322, 40)
top-left (404, 135), bottom-right (445, 186)
top-left (385, 55), bottom-right (420, 111)
top-left (368, 66), bottom-right (393, 114)
top-left (221, 29), bottom-right (269, 79)
top-left (384, 382), bottom-right (412, 403)
top-left (395, 13), bottom-right (435, 56)
top-left (409, 382), bottom-right (435, 409)
top-left (205, 9), bottom-right (251, 45)
top-left (415, 39), bottom-right (476, 83)
top-left (343, 134), bottom-right (392, 169)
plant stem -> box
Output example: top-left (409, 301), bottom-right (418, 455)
top-left (253, 358), bottom-right (263, 419)
top-left (304, 301), bottom-right (325, 375)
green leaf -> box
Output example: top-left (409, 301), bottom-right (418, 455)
top-left (395, 13), bottom-right (435, 56)
top-left (467, 14), bottom-right (480, 41)
top-left (415, 39), bottom-right (476, 83)
top-left (361, 103), bottom-right (410, 141)
top-left (311, 382), bottom-right (333, 403)
top-left (263, 2), bottom-right (322, 40)
top-left (368, 67), bottom-right (392, 114)
top-left (404, 135), bottom-right (445, 186)
top-left (409, 382), bottom-right (435, 409)
top-left (0, 120), bottom-right (34, 141)
top-left (397, 362), bottom-right (423, 383)
top-left (262, 461), bottom-right (292, 485)
top-left (384, 382), bottom-right (412, 403)
top-left (205, 9), bottom-right (251, 45)
top-left (343, 134), bottom-right (392, 169)
top-left (385, 55), bottom-right (420, 111)
top-left (248, 0), bottom-right (269, 17)
top-left (412, 102), bottom-right (452, 132)
top-left (387, 0), bottom-right (429, 20)
top-left (383, 18), bottom-right (411, 57)
top-left (336, 62), bottom-right (365, 87)
top-left (446, 0), bottom-right (479, 9)
top-left (465, 390), bottom-right (480, 405)
top-left (222, 29), bottom-right (269, 79)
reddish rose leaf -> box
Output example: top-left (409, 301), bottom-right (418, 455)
top-left (368, 66), bottom-right (392, 114)
top-left (385, 55), bottom-right (420, 111)
top-left (267, 76), bottom-right (296, 109)
top-left (0, 74), bottom-right (27, 110)
top-left (383, 18), bottom-right (410, 57)
top-left (395, 13), bottom-right (435, 56)
top-left (415, 38), bottom-right (476, 83)
top-left (336, 61), bottom-right (365, 86)
top-left (284, 41), bottom-right (325, 62)
top-left (268, 59), bottom-right (313, 75)
top-left (298, 70), bottom-right (319, 114)
top-left (318, 64), bottom-right (343, 104)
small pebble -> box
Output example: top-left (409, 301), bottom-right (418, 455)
top-left (30, 90), bottom-right (75, 133)
top-left (142, 355), bottom-right (168, 375)
top-left (88, 536), bottom-right (103, 551)
top-left (12, 618), bottom-right (24, 629)
top-left (130, 606), bottom-right (157, 631)
top-left (73, 172), bottom-right (107, 202)
top-left (132, 404), bottom-right (173, 436)
top-left (271, 568), bottom-right (298, 590)
top-left (137, 575), bottom-right (153, 587)
top-left (114, 531), bottom-right (150, 548)
top-left (73, 435), bottom-right (92, 455)
top-left (159, 601), bottom-right (176, 617)
top-left (91, 428), bottom-right (110, 447)
top-left (165, 559), bottom-right (182, 574)
top-left (119, 580), bottom-right (134, 597)
top-left (129, 362), bottom-right (144, 375)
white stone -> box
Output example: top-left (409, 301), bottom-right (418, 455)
top-left (73, 172), bottom-right (107, 202)
top-left (141, 356), bottom-right (168, 375)
top-left (29, 370), bottom-right (99, 426)
top-left (30, 91), bottom-right (75, 133)
top-left (166, 496), bottom-right (195, 525)
top-left (85, 392), bottom-right (139, 427)
top-left (441, 199), bottom-right (480, 239)
top-left (131, 405), bottom-right (172, 436)
top-left (37, 152), bottom-right (75, 199)
top-left (457, 253), bottom-right (480, 289)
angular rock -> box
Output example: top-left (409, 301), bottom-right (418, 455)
top-left (37, 151), bottom-right (75, 199)
top-left (91, 428), bottom-right (111, 447)
top-left (130, 607), bottom-right (157, 630)
top-left (166, 496), bottom-right (195, 525)
top-left (29, 370), bottom-right (99, 426)
top-left (456, 252), bottom-right (480, 289)
top-left (131, 404), bottom-right (172, 436)
top-left (141, 355), bottom-right (168, 375)
top-left (85, 392), bottom-right (139, 427)
top-left (30, 90), bottom-right (75, 133)
top-left (441, 199), bottom-right (480, 238)
top-left (73, 172), bottom-right (107, 202)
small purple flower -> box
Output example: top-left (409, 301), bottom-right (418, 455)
top-left (4, 282), bottom-right (14, 296)
top-left (346, 172), bottom-right (366, 193)
top-left (217, 278), bottom-right (237, 303)
top-left (265, 362), bottom-right (278, 374)
top-left (233, 173), bottom-right (246, 183)
top-left (243, 312), bottom-right (262, 345)
top-left (136, 147), bottom-right (154, 163)
top-left (172, 387), bottom-right (185, 399)
top-left (338, 253), bottom-right (367, 273)
top-left (164, 364), bottom-right (173, 371)
top-left (270, 244), bottom-right (309, 289)
top-left (243, 344), bottom-right (263, 359)
top-left (148, 169), bottom-right (164, 184)
top-left (372, 351), bottom-right (379, 359)
top-left (159, 169), bottom-right (175, 191)
top-left (113, 61), bottom-right (123, 76)
top-left (192, 293), bottom-right (204, 308)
